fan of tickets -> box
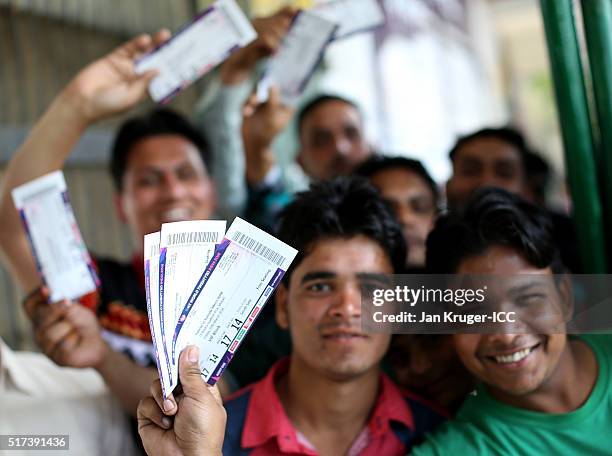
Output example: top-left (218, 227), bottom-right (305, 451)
top-left (144, 217), bottom-right (297, 398)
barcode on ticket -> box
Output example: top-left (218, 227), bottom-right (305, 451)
top-left (231, 231), bottom-right (286, 267)
top-left (165, 231), bottom-right (220, 245)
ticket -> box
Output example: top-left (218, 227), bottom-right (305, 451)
top-left (11, 171), bottom-right (99, 303)
top-left (135, 0), bottom-right (256, 103)
top-left (144, 231), bottom-right (170, 396)
top-left (312, 0), bottom-right (385, 40)
top-left (257, 10), bottom-right (338, 105)
top-left (167, 217), bottom-right (297, 395)
top-left (159, 220), bottom-right (226, 387)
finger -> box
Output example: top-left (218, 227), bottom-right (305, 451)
top-left (243, 91), bottom-right (260, 117)
top-left (32, 304), bottom-right (64, 331)
top-left (150, 378), bottom-right (177, 415)
top-left (37, 320), bottom-right (74, 355)
top-left (121, 33), bottom-right (154, 57)
top-left (137, 396), bottom-right (173, 431)
top-left (51, 329), bottom-right (80, 362)
top-left (178, 345), bottom-right (207, 398)
top-left (63, 304), bottom-right (99, 334)
top-left (23, 286), bottom-right (49, 319)
top-left (152, 28), bottom-right (171, 47)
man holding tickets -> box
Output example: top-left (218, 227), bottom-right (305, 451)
top-left (0, 30), bottom-right (219, 415)
top-left (140, 177), bottom-right (446, 455)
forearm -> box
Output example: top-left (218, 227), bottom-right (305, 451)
top-left (0, 88), bottom-right (89, 289)
top-left (196, 82), bottom-right (252, 216)
top-left (96, 344), bottom-right (159, 417)
top-left (245, 143), bottom-right (276, 185)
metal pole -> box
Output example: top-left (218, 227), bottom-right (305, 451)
top-left (581, 0), bottom-right (612, 266)
top-left (540, 0), bottom-right (607, 272)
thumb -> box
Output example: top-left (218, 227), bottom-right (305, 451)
top-left (178, 345), bottom-right (207, 397)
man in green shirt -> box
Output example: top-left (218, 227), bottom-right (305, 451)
top-left (413, 187), bottom-right (608, 455)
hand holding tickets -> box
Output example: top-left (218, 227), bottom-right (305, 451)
top-left (11, 171), bottom-right (99, 302)
top-left (135, 0), bottom-right (256, 102)
top-left (145, 218), bottom-right (297, 399)
top-left (256, 0), bottom-right (386, 105)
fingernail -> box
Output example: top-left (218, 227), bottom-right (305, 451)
top-left (188, 346), bottom-right (199, 363)
top-left (161, 417), bottom-right (172, 428)
top-left (163, 399), bottom-right (174, 413)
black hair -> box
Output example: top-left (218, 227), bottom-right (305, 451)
top-left (277, 176), bottom-right (407, 282)
top-left (426, 187), bottom-right (564, 274)
top-left (448, 126), bottom-right (531, 167)
top-left (524, 150), bottom-right (551, 204)
top-left (297, 94), bottom-right (360, 137)
top-left (354, 155), bottom-right (440, 205)
top-left (110, 108), bottom-right (211, 191)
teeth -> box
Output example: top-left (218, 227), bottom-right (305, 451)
top-left (161, 208), bottom-right (190, 222)
top-left (494, 347), bottom-right (532, 364)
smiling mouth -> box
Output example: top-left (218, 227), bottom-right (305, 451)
top-left (160, 207), bottom-right (192, 222)
top-left (487, 343), bottom-right (541, 365)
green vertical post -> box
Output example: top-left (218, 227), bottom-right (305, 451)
top-left (540, 0), bottom-right (607, 272)
top-left (581, 0), bottom-right (612, 263)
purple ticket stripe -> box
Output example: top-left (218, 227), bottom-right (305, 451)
top-left (62, 190), bottom-right (100, 288)
top-left (144, 260), bottom-right (165, 396)
top-left (158, 247), bottom-right (172, 386)
top-left (171, 238), bottom-right (231, 362)
top-left (206, 268), bottom-right (286, 385)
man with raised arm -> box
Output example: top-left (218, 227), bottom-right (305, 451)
top-left (0, 30), bottom-right (221, 415)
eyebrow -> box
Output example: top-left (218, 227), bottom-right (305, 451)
top-left (356, 273), bottom-right (393, 284)
top-left (507, 281), bottom-right (548, 296)
top-left (300, 271), bottom-right (336, 284)
top-left (300, 271), bottom-right (392, 285)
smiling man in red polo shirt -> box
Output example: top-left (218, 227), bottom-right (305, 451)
top-left (220, 177), bottom-right (445, 455)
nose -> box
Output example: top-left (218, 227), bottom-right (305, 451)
top-left (334, 135), bottom-right (352, 157)
top-left (397, 204), bottom-right (416, 230)
top-left (477, 169), bottom-right (507, 191)
top-left (330, 282), bottom-right (362, 320)
top-left (162, 173), bottom-right (187, 199)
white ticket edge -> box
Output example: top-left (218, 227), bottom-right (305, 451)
top-left (311, 0), bottom-right (385, 40)
top-left (11, 170), bottom-right (99, 302)
top-left (256, 10), bottom-right (338, 105)
top-left (166, 217), bottom-right (297, 395)
top-left (159, 220), bottom-right (227, 390)
top-left (144, 231), bottom-right (170, 398)
top-left (135, 0), bottom-right (256, 103)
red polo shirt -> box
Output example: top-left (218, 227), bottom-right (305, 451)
top-left (223, 358), bottom-right (445, 455)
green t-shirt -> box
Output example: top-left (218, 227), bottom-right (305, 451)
top-left (412, 334), bottom-right (612, 455)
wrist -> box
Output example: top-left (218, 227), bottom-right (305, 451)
top-left (92, 341), bottom-right (112, 373)
top-left (55, 85), bottom-right (94, 131)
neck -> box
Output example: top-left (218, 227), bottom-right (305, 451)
top-left (488, 339), bottom-right (597, 413)
top-left (277, 355), bottom-right (380, 453)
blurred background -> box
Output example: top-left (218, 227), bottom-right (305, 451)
top-left (0, 0), bottom-right (580, 347)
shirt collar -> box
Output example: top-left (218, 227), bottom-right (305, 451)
top-left (241, 357), bottom-right (415, 453)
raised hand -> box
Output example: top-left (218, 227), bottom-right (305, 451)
top-left (220, 7), bottom-right (297, 85)
top-left (242, 86), bottom-right (294, 184)
top-left (138, 346), bottom-right (227, 456)
top-left (63, 29), bottom-right (171, 124)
